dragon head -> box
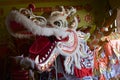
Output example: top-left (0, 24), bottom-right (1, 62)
top-left (5, 6), bottom-right (91, 74)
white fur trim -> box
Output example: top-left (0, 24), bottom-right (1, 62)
top-left (5, 10), bottom-right (67, 39)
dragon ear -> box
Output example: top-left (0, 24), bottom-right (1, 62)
top-left (67, 6), bottom-right (76, 16)
top-left (50, 6), bottom-right (65, 17)
top-left (69, 17), bottom-right (78, 29)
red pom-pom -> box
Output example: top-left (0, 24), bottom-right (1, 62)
top-left (28, 3), bottom-right (35, 11)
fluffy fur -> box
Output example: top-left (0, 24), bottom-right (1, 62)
top-left (5, 10), bottom-right (68, 39)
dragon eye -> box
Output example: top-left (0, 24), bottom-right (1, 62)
top-left (54, 20), bottom-right (64, 27)
top-left (54, 21), bottom-right (61, 27)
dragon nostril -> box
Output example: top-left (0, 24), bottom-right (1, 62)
top-left (47, 23), bottom-right (53, 27)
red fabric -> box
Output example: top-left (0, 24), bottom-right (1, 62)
top-left (58, 73), bottom-right (64, 78)
top-left (10, 21), bottom-right (32, 35)
top-left (12, 38), bottom-right (32, 57)
top-left (29, 36), bottom-right (57, 60)
top-left (10, 21), bottom-right (25, 33)
top-left (11, 70), bottom-right (29, 80)
top-left (104, 42), bottom-right (113, 56)
top-left (10, 58), bottom-right (29, 80)
top-left (29, 36), bottom-right (53, 55)
top-left (74, 67), bottom-right (92, 78)
top-left (99, 74), bottom-right (106, 80)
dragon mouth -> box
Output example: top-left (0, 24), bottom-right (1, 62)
top-left (29, 30), bottom-right (78, 72)
top-left (8, 20), bottom-right (33, 38)
top-left (29, 36), bottom-right (59, 71)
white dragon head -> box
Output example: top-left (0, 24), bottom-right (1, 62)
top-left (6, 6), bottom-right (92, 74)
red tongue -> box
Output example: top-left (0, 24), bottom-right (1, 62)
top-left (29, 36), bottom-right (53, 56)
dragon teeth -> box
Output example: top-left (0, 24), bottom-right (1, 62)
top-left (42, 57), bottom-right (45, 61)
top-left (40, 59), bottom-right (42, 63)
top-left (48, 51), bottom-right (50, 54)
top-left (51, 46), bottom-right (53, 49)
top-left (49, 49), bottom-right (51, 52)
top-left (35, 55), bottom-right (39, 64)
top-left (45, 54), bottom-right (48, 57)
